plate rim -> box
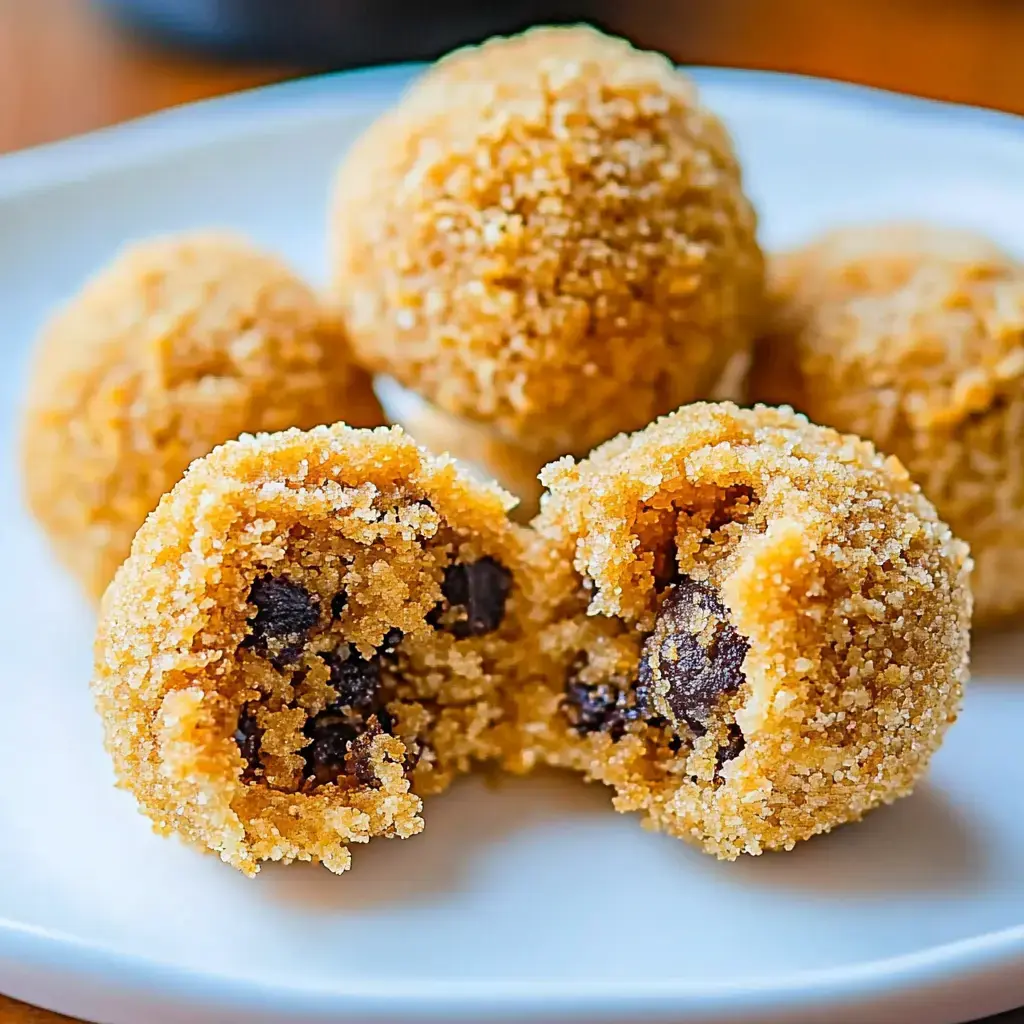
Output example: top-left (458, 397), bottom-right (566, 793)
top-left (1, 61), bottom-right (1023, 1023)
top-left (3, 915), bottom-right (1024, 1022)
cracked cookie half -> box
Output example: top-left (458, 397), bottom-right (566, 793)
top-left (512, 402), bottom-right (971, 858)
top-left (93, 423), bottom-right (529, 875)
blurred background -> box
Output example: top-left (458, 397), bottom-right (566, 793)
top-left (1, 0), bottom-right (1022, 155)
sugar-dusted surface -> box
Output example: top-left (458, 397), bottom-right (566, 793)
top-left (752, 223), bottom-right (1024, 627)
top-left (330, 26), bottom-right (764, 459)
top-left (21, 232), bottom-right (383, 601)
top-left (93, 423), bottom-right (534, 875)
top-left (516, 403), bottom-right (972, 858)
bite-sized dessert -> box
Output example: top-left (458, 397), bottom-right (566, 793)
top-left (22, 231), bottom-right (383, 600)
top-left (509, 402), bottom-right (971, 858)
top-left (753, 222), bottom-right (1024, 625)
top-left (93, 424), bottom-right (533, 874)
top-left (331, 25), bottom-right (764, 462)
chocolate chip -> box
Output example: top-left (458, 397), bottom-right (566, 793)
top-left (302, 710), bottom-right (359, 787)
top-left (319, 626), bottom-right (404, 708)
top-left (439, 557), bottom-right (512, 637)
top-left (715, 723), bottom-right (745, 775)
top-left (563, 657), bottom-right (644, 740)
top-left (331, 591), bottom-right (348, 619)
top-left (303, 628), bottom-right (408, 785)
top-left (241, 576), bottom-right (320, 667)
top-left (346, 717), bottom-right (389, 786)
top-left (320, 646), bottom-right (383, 710)
top-left (564, 681), bottom-right (636, 739)
top-left (234, 705), bottom-right (262, 775)
top-left (361, 706), bottom-right (426, 776)
top-left (634, 652), bottom-right (654, 712)
top-left (639, 576), bottom-right (749, 733)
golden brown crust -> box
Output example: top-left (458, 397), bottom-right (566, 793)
top-left (752, 222), bottom-right (1024, 624)
top-left (511, 402), bottom-right (971, 858)
top-left (331, 25), bottom-right (764, 459)
top-left (22, 231), bottom-right (384, 600)
top-left (93, 423), bottom-right (533, 875)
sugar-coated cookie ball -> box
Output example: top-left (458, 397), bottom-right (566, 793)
top-left (510, 403), bottom-right (970, 858)
top-left (331, 25), bottom-right (764, 459)
top-left (93, 424), bottom-right (533, 875)
top-left (22, 232), bottom-right (384, 600)
top-left (752, 223), bottom-right (1024, 625)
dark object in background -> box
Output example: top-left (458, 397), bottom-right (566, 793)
top-left (98, 0), bottom-right (605, 66)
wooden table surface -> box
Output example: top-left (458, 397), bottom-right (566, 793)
top-left (0, 0), bottom-right (1021, 1021)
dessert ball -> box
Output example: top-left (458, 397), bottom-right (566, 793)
top-left (752, 222), bottom-right (1024, 625)
top-left (510, 403), bottom-right (970, 858)
top-left (22, 232), bottom-right (384, 600)
top-left (93, 423), bottom-right (533, 875)
top-left (331, 25), bottom-right (764, 459)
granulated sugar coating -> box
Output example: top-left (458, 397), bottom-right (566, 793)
top-left (330, 25), bottom-right (764, 459)
top-left (22, 232), bottom-right (383, 600)
top-left (93, 424), bottom-right (533, 875)
top-left (510, 403), bottom-right (971, 858)
top-left (752, 223), bottom-right (1024, 625)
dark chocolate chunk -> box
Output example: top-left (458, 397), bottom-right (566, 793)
top-left (319, 626), bottom-right (404, 709)
top-left (302, 709), bottom-right (360, 786)
top-left (241, 575), bottom-right (320, 667)
top-left (563, 657), bottom-right (644, 740)
top-left (633, 655), bottom-right (654, 716)
top-left (715, 723), bottom-right (746, 775)
top-left (639, 576), bottom-right (749, 732)
top-left (439, 557), bottom-right (512, 637)
top-left (304, 624), bottom-right (408, 785)
top-left (320, 646), bottom-right (383, 710)
top-left (346, 716), bottom-right (389, 786)
top-left (330, 590), bottom-right (348, 619)
top-left (233, 705), bottom-right (262, 775)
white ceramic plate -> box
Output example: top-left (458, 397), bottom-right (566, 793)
top-left (1, 64), bottom-right (1023, 1024)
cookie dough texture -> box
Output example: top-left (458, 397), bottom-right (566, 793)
top-left (512, 403), bottom-right (970, 858)
top-left (22, 232), bottom-right (384, 600)
top-left (752, 222), bottom-right (1024, 625)
top-left (331, 25), bottom-right (764, 459)
top-left (93, 423), bottom-right (534, 875)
